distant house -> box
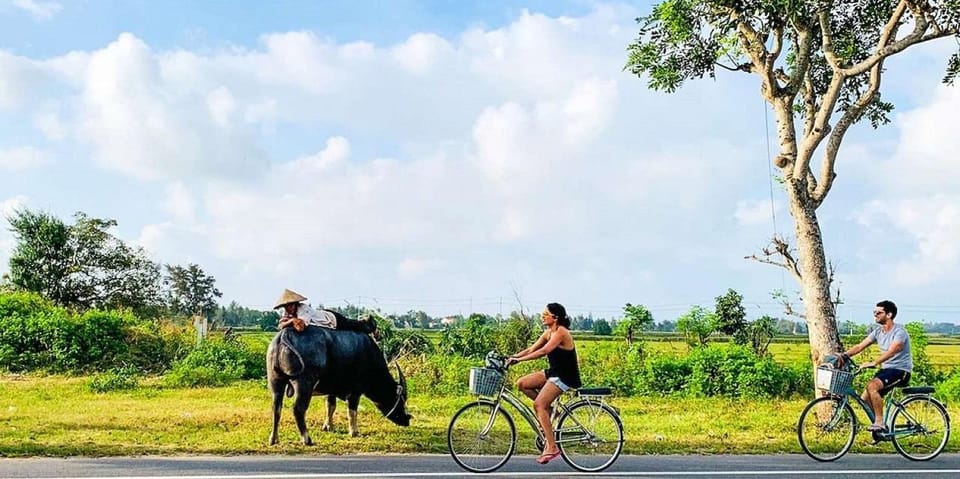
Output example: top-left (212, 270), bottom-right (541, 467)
top-left (440, 316), bottom-right (458, 327)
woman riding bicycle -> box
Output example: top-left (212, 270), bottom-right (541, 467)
top-left (505, 302), bottom-right (582, 465)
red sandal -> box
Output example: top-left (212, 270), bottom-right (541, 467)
top-left (536, 450), bottom-right (561, 464)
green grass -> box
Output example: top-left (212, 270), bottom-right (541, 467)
top-left (2, 375), bottom-right (958, 457)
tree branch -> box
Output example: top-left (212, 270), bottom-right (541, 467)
top-left (840, 1), bottom-right (958, 76)
top-left (745, 236), bottom-right (803, 283)
top-left (813, 57), bottom-right (884, 205)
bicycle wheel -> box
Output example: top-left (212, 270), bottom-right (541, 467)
top-left (447, 400), bottom-right (516, 473)
top-left (891, 396), bottom-right (951, 461)
top-left (556, 401), bottom-right (624, 472)
top-left (797, 396), bottom-right (856, 461)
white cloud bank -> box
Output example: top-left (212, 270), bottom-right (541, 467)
top-left (2, 3), bottom-right (958, 319)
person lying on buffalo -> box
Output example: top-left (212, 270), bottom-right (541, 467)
top-left (273, 289), bottom-right (376, 335)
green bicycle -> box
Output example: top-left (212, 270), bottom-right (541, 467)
top-left (797, 360), bottom-right (950, 461)
top-left (447, 352), bottom-right (624, 473)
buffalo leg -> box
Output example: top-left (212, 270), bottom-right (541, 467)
top-left (268, 377), bottom-right (287, 445)
top-left (291, 379), bottom-right (316, 446)
top-left (322, 395), bottom-right (336, 431)
top-left (347, 394), bottom-right (361, 437)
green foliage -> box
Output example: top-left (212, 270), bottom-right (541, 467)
top-left (748, 315), bottom-right (776, 357)
top-left (88, 365), bottom-right (141, 393)
top-left (163, 263), bottom-right (222, 320)
top-left (375, 317), bottom-right (434, 361)
top-left (493, 313), bottom-right (537, 356)
top-left (0, 291), bottom-right (190, 373)
top-left (938, 367), bottom-right (960, 402)
top-left (7, 209), bottom-right (163, 314)
top-left (438, 316), bottom-right (495, 358)
top-left (683, 345), bottom-right (809, 398)
top-left (676, 305), bottom-right (716, 347)
top-left (592, 319), bottom-right (612, 336)
top-left (163, 338), bottom-right (265, 387)
top-left (714, 289), bottom-right (747, 345)
top-left (905, 322), bottom-right (943, 386)
top-left (615, 303), bottom-right (654, 344)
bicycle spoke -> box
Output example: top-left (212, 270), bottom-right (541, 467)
top-left (557, 401), bottom-right (623, 472)
top-left (892, 397), bottom-right (950, 461)
top-left (797, 397), bottom-right (856, 462)
top-left (447, 401), bottom-right (516, 473)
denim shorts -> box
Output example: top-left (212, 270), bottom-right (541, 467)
top-left (547, 376), bottom-right (571, 392)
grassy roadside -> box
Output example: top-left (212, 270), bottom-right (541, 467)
top-left (2, 375), bottom-right (957, 457)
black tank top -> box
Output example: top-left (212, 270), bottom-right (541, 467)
top-left (545, 346), bottom-right (582, 389)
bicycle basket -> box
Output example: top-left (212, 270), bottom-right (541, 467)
top-left (815, 365), bottom-right (853, 394)
top-left (469, 367), bottom-right (504, 396)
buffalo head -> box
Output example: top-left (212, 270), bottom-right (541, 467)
top-left (381, 362), bottom-right (412, 426)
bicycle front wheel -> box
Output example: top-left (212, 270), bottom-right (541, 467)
top-left (447, 400), bottom-right (516, 473)
top-left (556, 401), bottom-right (624, 472)
top-left (797, 396), bottom-right (856, 461)
top-left (891, 396), bottom-right (950, 461)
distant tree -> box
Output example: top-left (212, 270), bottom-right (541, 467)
top-left (7, 209), bottom-right (162, 313)
top-left (615, 303), bottom-right (655, 345)
top-left (677, 306), bottom-right (717, 347)
top-left (164, 263), bottom-right (222, 320)
top-left (715, 289), bottom-right (748, 345)
top-left (748, 315), bottom-right (777, 357)
top-left (592, 319), bottom-right (612, 336)
top-left (654, 320), bottom-right (677, 332)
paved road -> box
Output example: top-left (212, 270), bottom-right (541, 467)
top-left (1, 454), bottom-right (958, 479)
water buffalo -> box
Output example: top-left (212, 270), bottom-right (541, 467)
top-left (267, 326), bottom-right (411, 445)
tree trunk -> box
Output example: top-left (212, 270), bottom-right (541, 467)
top-left (785, 180), bottom-right (842, 365)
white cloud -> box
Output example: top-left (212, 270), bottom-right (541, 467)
top-left (390, 33), bottom-right (453, 74)
top-left (77, 33), bottom-right (268, 181)
top-left (0, 146), bottom-right (48, 170)
top-left (11, 0), bottom-right (61, 20)
top-left (735, 199), bottom-right (779, 226)
top-left (397, 257), bottom-right (441, 280)
top-left (163, 182), bottom-right (196, 223)
top-left (0, 196), bottom-right (29, 273)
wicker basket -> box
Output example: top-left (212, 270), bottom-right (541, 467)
top-left (469, 367), bottom-right (504, 396)
top-left (816, 365), bottom-right (853, 395)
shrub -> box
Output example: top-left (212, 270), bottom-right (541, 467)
top-left (163, 337), bottom-right (264, 387)
top-left (937, 367), bottom-right (960, 402)
top-left (88, 365), bottom-right (140, 393)
top-left (438, 317), bottom-right (494, 359)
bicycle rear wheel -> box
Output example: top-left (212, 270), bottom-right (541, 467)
top-left (797, 396), bottom-right (856, 461)
top-left (447, 400), bottom-right (516, 473)
top-left (891, 396), bottom-right (950, 461)
top-left (556, 401), bottom-right (623, 472)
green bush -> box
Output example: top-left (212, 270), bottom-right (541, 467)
top-left (639, 354), bottom-right (692, 395)
top-left (88, 365), bottom-right (141, 393)
top-left (438, 317), bottom-right (495, 359)
top-left (937, 367), bottom-right (960, 402)
top-left (163, 338), bottom-right (264, 387)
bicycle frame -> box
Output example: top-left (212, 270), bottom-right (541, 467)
top-left (829, 379), bottom-right (940, 440)
top-left (481, 379), bottom-right (614, 446)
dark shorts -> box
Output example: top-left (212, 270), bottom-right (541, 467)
top-left (874, 368), bottom-right (911, 396)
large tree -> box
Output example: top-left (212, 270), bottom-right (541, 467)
top-left (626, 1), bottom-right (959, 365)
top-left (164, 263), bottom-right (222, 319)
top-left (7, 209), bottom-right (162, 312)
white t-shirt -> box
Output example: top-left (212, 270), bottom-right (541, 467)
top-left (294, 303), bottom-right (337, 329)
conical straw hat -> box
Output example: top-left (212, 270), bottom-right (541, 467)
top-left (274, 289), bottom-right (307, 309)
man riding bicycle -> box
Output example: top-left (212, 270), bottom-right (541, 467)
top-left (837, 300), bottom-right (912, 432)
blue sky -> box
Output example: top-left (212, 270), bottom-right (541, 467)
top-left (2, 0), bottom-right (959, 325)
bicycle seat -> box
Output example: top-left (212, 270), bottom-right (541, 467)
top-left (902, 386), bottom-right (934, 395)
top-left (578, 387), bottom-right (612, 396)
